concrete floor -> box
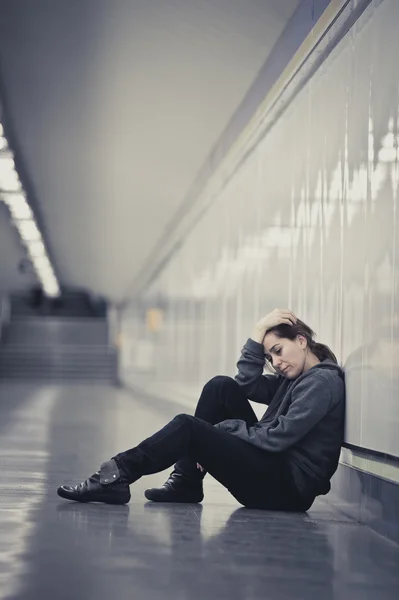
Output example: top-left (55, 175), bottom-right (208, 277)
top-left (0, 382), bottom-right (398, 600)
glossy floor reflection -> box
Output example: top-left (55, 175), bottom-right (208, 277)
top-left (0, 382), bottom-right (398, 600)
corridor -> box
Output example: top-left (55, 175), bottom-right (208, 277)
top-left (0, 382), bottom-right (398, 600)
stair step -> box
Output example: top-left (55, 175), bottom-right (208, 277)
top-left (0, 367), bottom-right (116, 380)
top-left (2, 318), bottom-right (109, 346)
top-left (0, 345), bottom-right (115, 353)
top-left (0, 316), bottom-right (116, 382)
top-left (0, 360), bottom-right (114, 367)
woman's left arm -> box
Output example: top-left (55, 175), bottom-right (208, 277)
top-left (216, 373), bottom-right (343, 452)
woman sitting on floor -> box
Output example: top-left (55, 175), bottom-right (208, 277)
top-left (57, 308), bottom-right (345, 512)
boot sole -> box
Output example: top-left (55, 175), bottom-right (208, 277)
top-left (57, 486), bottom-right (130, 505)
top-left (144, 489), bottom-right (203, 503)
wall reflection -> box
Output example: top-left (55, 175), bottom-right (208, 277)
top-left (121, 0), bottom-right (399, 459)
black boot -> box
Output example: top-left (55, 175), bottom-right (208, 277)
top-left (144, 471), bottom-right (204, 503)
top-left (57, 459), bottom-right (131, 505)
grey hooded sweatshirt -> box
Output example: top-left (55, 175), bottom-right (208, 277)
top-left (215, 338), bottom-right (345, 498)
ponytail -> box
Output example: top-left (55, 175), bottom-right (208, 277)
top-left (310, 341), bottom-right (337, 364)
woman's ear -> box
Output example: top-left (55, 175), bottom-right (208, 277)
top-left (296, 334), bottom-right (307, 349)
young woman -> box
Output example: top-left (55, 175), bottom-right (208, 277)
top-left (57, 309), bottom-right (345, 512)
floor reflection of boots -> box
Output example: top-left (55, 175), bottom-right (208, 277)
top-left (142, 502), bottom-right (205, 591)
top-left (143, 502), bottom-right (204, 558)
top-left (56, 503), bottom-right (130, 550)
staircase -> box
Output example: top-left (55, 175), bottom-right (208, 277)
top-left (0, 316), bottom-right (117, 383)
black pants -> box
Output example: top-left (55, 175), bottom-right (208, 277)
top-left (115, 376), bottom-right (312, 511)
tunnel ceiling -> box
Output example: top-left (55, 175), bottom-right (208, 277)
top-left (0, 0), bottom-right (299, 301)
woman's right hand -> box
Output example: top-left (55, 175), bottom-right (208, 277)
top-left (251, 309), bottom-right (297, 344)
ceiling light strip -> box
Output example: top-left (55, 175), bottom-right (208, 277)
top-left (0, 122), bottom-right (60, 297)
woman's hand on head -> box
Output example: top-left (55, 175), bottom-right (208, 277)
top-left (251, 309), bottom-right (297, 344)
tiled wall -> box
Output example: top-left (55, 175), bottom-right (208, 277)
top-left (121, 0), bottom-right (399, 460)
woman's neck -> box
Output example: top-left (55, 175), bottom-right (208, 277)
top-left (303, 352), bottom-right (321, 373)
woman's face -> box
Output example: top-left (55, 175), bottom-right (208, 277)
top-left (263, 332), bottom-right (307, 379)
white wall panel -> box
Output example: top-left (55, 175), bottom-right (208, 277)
top-left (121, 0), bottom-right (399, 459)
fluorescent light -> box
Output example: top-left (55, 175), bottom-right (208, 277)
top-left (0, 155), bottom-right (21, 192)
top-left (0, 126), bottom-right (60, 297)
top-left (3, 194), bottom-right (33, 220)
top-left (40, 270), bottom-right (60, 295)
top-left (2, 192), bottom-right (27, 207)
top-left (43, 281), bottom-right (60, 298)
top-left (32, 254), bottom-right (51, 271)
top-left (0, 153), bottom-right (14, 167)
top-left (15, 219), bottom-right (42, 242)
top-left (0, 164), bottom-right (21, 192)
top-left (33, 258), bottom-right (60, 297)
top-left (27, 240), bottom-right (46, 257)
top-left (8, 200), bottom-right (33, 220)
top-left (0, 178), bottom-right (21, 192)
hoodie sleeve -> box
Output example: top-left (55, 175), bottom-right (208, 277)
top-left (217, 371), bottom-right (337, 452)
top-left (234, 338), bottom-right (281, 405)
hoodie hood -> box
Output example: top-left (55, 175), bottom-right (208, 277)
top-left (310, 360), bottom-right (344, 378)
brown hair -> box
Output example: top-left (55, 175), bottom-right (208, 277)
top-left (264, 318), bottom-right (337, 364)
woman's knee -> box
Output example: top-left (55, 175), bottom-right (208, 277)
top-left (202, 375), bottom-right (237, 394)
top-left (172, 414), bottom-right (211, 442)
top-left (173, 414), bottom-right (205, 432)
top-left (173, 413), bottom-right (193, 424)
